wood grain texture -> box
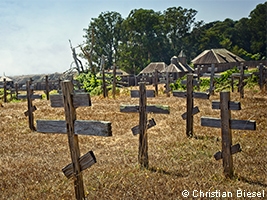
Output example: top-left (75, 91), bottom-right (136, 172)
top-left (212, 101), bottom-right (241, 110)
top-left (36, 120), bottom-right (112, 136)
top-left (131, 118), bottom-right (156, 135)
top-left (130, 90), bottom-right (155, 98)
top-left (120, 105), bottom-right (170, 114)
top-left (200, 117), bottom-right (256, 130)
top-left (62, 150), bottom-right (96, 179)
top-left (181, 106), bottom-right (200, 120)
top-left (50, 93), bottom-right (91, 108)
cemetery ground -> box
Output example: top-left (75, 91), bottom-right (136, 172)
top-left (0, 85), bottom-right (266, 199)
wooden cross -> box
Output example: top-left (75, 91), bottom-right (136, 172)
top-left (36, 81), bottom-right (112, 200)
top-left (231, 63), bottom-right (251, 98)
top-left (173, 73), bottom-right (209, 137)
top-left (18, 80), bottom-right (42, 131)
top-left (253, 63), bottom-right (267, 91)
top-left (120, 83), bottom-right (170, 169)
top-left (201, 91), bottom-right (256, 178)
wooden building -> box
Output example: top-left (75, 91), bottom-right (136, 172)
top-left (191, 48), bottom-right (245, 73)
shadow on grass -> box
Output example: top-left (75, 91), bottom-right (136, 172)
top-left (238, 176), bottom-right (267, 187)
top-left (148, 166), bottom-right (187, 178)
top-left (193, 135), bottom-right (220, 141)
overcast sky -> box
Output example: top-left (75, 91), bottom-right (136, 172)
top-left (0, 0), bottom-right (264, 76)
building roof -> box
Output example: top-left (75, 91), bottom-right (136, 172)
top-left (162, 56), bottom-right (194, 73)
top-left (138, 62), bottom-right (167, 75)
top-left (0, 75), bottom-right (13, 82)
top-left (191, 48), bottom-right (245, 65)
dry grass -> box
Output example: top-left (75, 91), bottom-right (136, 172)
top-left (0, 85), bottom-right (266, 199)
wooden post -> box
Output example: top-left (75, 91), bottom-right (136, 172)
top-left (173, 74), bottom-right (209, 137)
top-left (166, 70), bottom-right (170, 97)
top-left (3, 78), bottom-right (7, 103)
top-left (15, 83), bottom-right (18, 99)
top-left (27, 80), bottom-right (35, 131)
top-left (201, 91), bottom-right (256, 178)
top-left (120, 85), bottom-right (170, 169)
top-left (239, 63), bottom-right (244, 98)
top-left (45, 75), bottom-right (50, 100)
top-left (139, 83), bottom-right (148, 168)
top-left (186, 74), bottom-right (193, 137)
top-left (37, 81), bottom-right (112, 200)
top-left (220, 92), bottom-right (233, 178)
top-left (112, 66), bottom-right (116, 99)
top-left (101, 55), bottom-right (107, 98)
top-left (209, 64), bottom-right (215, 95)
top-left (61, 81), bottom-right (85, 200)
top-left (196, 65), bottom-right (201, 91)
top-left (154, 70), bottom-right (158, 96)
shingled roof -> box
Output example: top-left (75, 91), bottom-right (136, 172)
top-left (138, 62), bottom-right (167, 75)
top-left (191, 48), bottom-right (245, 64)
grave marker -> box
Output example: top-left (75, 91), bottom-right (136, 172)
top-left (173, 73), bottom-right (209, 137)
top-left (120, 83), bottom-right (170, 168)
top-left (201, 91), bottom-right (256, 178)
top-left (36, 81), bottom-right (112, 200)
top-left (18, 80), bottom-right (42, 131)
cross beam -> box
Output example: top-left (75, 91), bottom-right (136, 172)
top-left (120, 83), bottom-right (170, 169)
top-left (201, 91), bottom-right (256, 178)
top-left (18, 80), bottom-right (42, 131)
top-left (36, 81), bottom-right (112, 200)
top-left (173, 73), bottom-right (209, 137)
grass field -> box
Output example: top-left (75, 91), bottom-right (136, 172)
top-left (0, 85), bottom-right (266, 199)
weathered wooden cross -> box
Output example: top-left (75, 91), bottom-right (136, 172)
top-left (120, 83), bottom-right (170, 169)
top-left (253, 63), bottom-right (267, 91)
top-left (231, 63), bottom-right (251, 98)
top-left (36, 81), bottom-right (112, 200)
top-left (173, 73), bottom-right (210, 137)
top-left (201, 91), bottom-right (256, 178)
top-left (18, 80), bottom-right (42, 131)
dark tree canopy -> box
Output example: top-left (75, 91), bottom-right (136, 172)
top-left (82, 3), bottom-right (266, 74)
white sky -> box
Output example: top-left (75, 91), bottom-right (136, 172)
top-left (0, 0), bottom-right (264, 76)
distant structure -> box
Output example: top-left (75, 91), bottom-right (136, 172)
top-left (191, 48), bottom-right (245, 73)
top-left (0, 74), bottom-right (14, 88)
top-left (162, 50), bottom-right (194, 80)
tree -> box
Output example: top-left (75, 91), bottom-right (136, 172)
top-left (249, 2), bottom-right (267, 58)
top-left (83, 11), bottom-right (124, 71)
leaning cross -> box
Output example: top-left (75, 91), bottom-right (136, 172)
top-left (18, 80), bottom-right (42, 131)
top-left (120, 83), bottom-right (170, 169)
top-left (173, 73), bottom-right (209, 137)
top-left (36, 81), bottom-right (112, 200)
top-left (201, 91), bottom-right (256, 178)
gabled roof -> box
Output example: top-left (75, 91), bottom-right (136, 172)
top-left (139, 62), bottom-right (167, 75)
top-left (191, 48), bottom-right (245, 64)
top-left (163, 56), bottom-right (194, 73)
top-left (0, 75), bottom-right (13, 82)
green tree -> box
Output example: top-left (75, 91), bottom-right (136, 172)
top-left (249, 2), bottom-right (267, 58)
top-left (83, 11), bottom-right (124, 71)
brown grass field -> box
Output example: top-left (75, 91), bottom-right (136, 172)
top-left (0, 85), bottom-right (266, 199)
